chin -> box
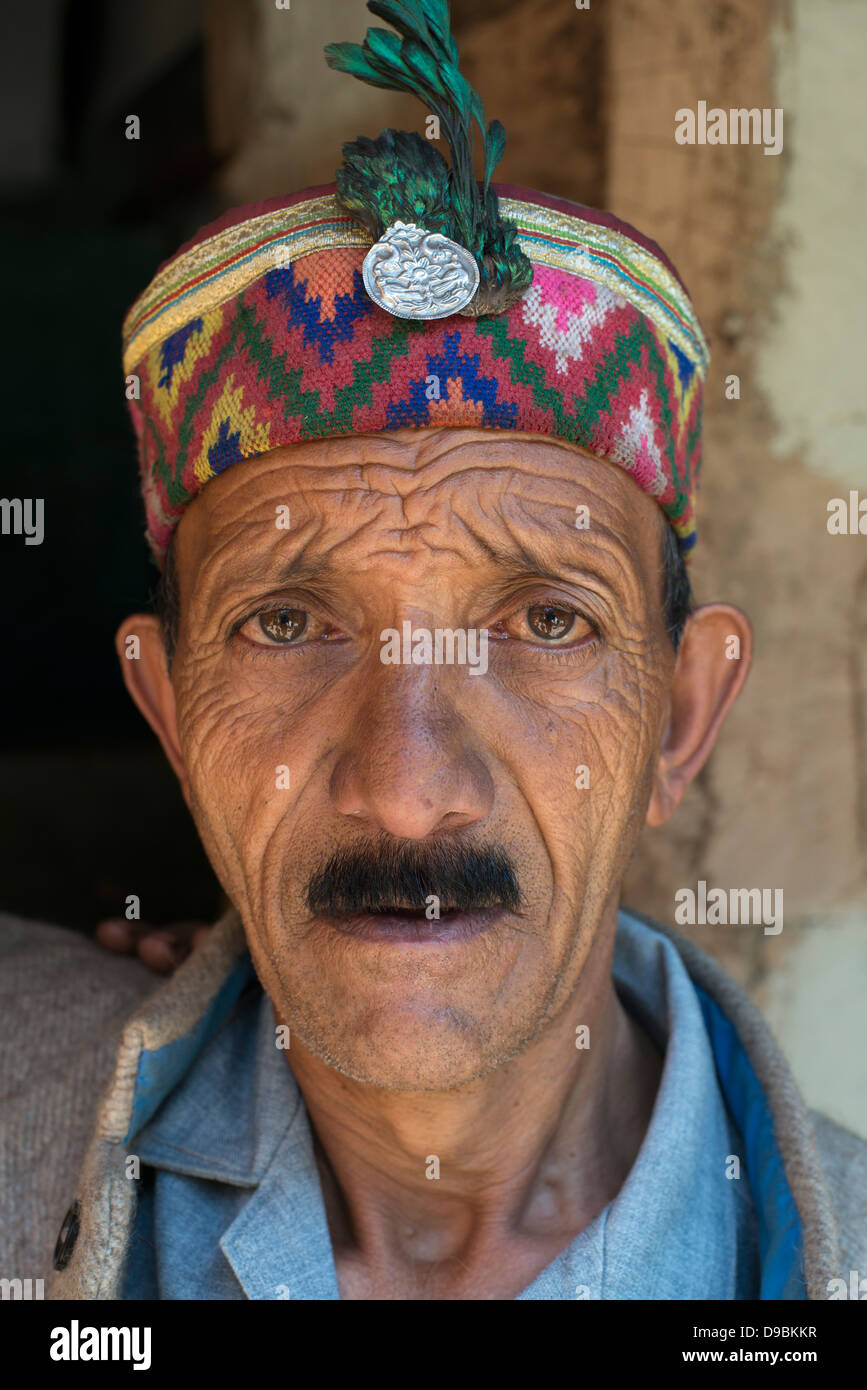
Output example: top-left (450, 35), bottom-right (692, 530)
top-left (306, 986), bottom-right (557, 1091)
top-left (298, 1001), bottom-right (505, 1092)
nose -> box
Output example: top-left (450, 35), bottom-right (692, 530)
top-left (329, 665), bottom-right (495, 840)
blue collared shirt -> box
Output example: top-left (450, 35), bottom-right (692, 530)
top-left (121, 911), bottom-right (760, 1299)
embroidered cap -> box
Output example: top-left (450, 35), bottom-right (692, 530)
top-left (121, 0), bottom-right (709, 565)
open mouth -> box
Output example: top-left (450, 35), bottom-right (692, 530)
top-left (373, 905), bottom-right (439, 918)
top-left (324, 905), bottom-right (501, 944)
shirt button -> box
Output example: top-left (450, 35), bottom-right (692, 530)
top-left (53, 1200), bottom-right (81, 1271)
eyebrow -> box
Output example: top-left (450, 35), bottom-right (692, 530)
top-left (277, 555), bottom-right (342, 586)
top-left (464, 530), bottom-right (629, 592)
top-left (230, 553), bottom-right (345, 592)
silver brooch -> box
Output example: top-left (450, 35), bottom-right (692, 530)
top-left (362, 221), bottom-right (480, 320)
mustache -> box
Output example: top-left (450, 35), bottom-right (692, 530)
top-left (305, 838), bottom-right (522, 915)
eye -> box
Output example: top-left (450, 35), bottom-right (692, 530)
top-left (527, 604), bottom-right (577, 641)
top-left (238, 606), bottom-right (325, 647)
top-left (259, 607), bottom-right (308, 643)
top-left (493, 602), bottom-right (595, 646)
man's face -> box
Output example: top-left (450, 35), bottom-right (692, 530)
top-left (155, 428), bottom-right (678, 1089)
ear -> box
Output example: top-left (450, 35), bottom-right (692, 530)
top-left (115, 614), bottom-right (190, 805)
top-left (646, 603), bottom-right (752, 827)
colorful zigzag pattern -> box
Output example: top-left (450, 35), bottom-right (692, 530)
top-left (124, 190), bottom-right (706, 564)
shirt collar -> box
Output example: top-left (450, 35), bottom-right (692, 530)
top-left (133, 976), bottom-right (342, 1299)
top-left (133, 965), bottom-right (299, 1185)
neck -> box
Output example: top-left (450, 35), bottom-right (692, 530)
top-left (280, 915), bottom-right (663, 1297)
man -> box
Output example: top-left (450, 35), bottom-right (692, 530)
top-left (2, 0), bottom-right (865, 1300)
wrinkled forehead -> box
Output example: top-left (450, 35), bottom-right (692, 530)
top-left (173, 427), bottom-right (666, 598)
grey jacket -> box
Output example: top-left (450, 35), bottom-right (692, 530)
top-left (1, 907), bottom-right (865, 1299)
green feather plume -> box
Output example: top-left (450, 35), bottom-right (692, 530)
top-left (325, 0), bottom-right (532, 315)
